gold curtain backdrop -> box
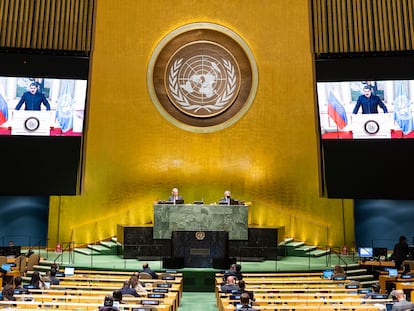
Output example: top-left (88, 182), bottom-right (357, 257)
top-left (312, 0), bottom-right (414, 53)
top-left (44, 0), bottom-right (354, 249)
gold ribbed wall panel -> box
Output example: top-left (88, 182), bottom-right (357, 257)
top-left (47, 0), bottom-right (355, 250)
top-left (0, 0), bottom-right (94, 51)
top-left (312, 0), bottom-right (414, 53)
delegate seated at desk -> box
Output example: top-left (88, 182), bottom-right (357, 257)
top-left (168, 188), bottom-right (184, 204)
top-left (219, 190), bottom-right (239, 205)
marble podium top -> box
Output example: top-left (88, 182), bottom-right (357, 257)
top-left (153, 204), bottom-right (248, 240)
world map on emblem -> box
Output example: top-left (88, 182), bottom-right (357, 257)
top-left (148, 23), bottom-right (257, 132)
top-left (165, 41), bottom-right (241, 118)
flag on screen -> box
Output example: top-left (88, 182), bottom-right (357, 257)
top-left (0, 93), bottom-right (8, 125)
top-left (327, 91), bottom-right (348, 129)
top-left (393, 81), bottom-right (414, 135)
top-left (56, 81), bottom-right (74, 132)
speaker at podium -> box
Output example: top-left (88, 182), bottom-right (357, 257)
top-left (11, 110), bottom-right (55, 136)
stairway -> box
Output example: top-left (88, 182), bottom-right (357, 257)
top-left (278, 238), bottom-right (330, 257)
top-left (343, 263), bottom-right (376, 287)
top-left (73, 237), bottom-right (119, 256)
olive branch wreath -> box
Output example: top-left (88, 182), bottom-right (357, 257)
top-left (168, 58), bottom-right (237, 113)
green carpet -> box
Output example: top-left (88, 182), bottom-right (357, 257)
top-left (178, 292), bottom-right (217, 311)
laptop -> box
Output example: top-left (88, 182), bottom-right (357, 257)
top-left (388, 268), bottom-right (398, 277)
top-left (64, 267), bottom-right (75, 276)
top-left (1, 263), bottom-right (12, 272)
top-left (322, 269), bottom-right (333, 279)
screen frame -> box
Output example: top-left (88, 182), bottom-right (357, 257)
top-left (358, 246), bottom-right (373, 258)
top-left (0, 50), bottom-right (90, 195)
top-left (315, 53), bottom-right (414, 199)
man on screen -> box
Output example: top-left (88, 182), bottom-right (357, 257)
top-left (352, 85), bottom-right (388, 114)
top-left (15, 82), bottom-right (50, 111)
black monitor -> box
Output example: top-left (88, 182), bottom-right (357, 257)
top-left (371, 294), bottom-right (388, 299)
top-left (0, 246), bottom-right (21, 257)
top-left (147, 293), bottom-right (165, 299)
top-left (333, 276), bottom-right (347, 281)
top-left (152, 288), bottom-right (168, 293)
top-left (373, 247), bottom-right (388, 258)
top-left (141, 300), bottom-right (160, 305)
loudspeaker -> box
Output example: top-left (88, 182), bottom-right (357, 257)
top-left (162, 257), bottom-right (184, 269)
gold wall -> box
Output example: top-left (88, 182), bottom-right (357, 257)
top-left (48, 0), bottom-right (354, 249)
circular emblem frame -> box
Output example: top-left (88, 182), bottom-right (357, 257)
top-left (147, 23), bottom-right (258, 133)
top-left (195, 231), bottom-right (206, 240)
top-left (24, 117), bottom-right (40, 132)
top-left (364, 120), bottom-right (380, 134)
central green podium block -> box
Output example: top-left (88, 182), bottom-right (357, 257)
top-left (153, 204), bottom-right (248, 240)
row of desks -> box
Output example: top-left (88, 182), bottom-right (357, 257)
top-left (215, 272), bottom-right (391, 311)
top-left (1, 269), bottom-right (184, 311)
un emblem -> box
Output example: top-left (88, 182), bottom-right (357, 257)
top-left (148, 23), bottom-right (258, 132)
top-left (166, 43), bottom-right (240, 118)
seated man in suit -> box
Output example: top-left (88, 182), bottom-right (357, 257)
top-left (141, 262), bottom-right (158, 279)
top-left (219, 190), bottom-right (233, 205)
top-left (391, 289), bottom-right (414, 311)
top-left (223, 263), bottom-right (243, 281)
top-left (238, 292), bottom-right (258, 310)
top-left (119, 280), bottom-right (140, 297)
top-left (98, 296), bottom-right (119, 311)
top-left (220, 275), bottom-right (239, 293)
top-left (168, 188), bottom-right (184, 204)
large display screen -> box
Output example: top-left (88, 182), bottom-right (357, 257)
top-left (317, 80), bottom-right (414, 139)
top-left (0, 51), bottom-right (89, 195)
top-left (315, 54), bottom-right (414, 199)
